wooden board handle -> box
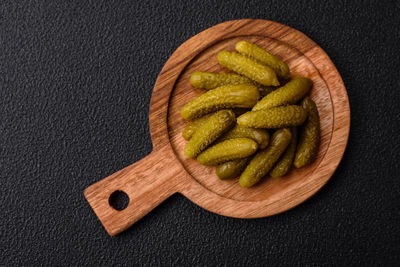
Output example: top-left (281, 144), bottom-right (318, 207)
top-left (84, 146), bottom-right (183, 236)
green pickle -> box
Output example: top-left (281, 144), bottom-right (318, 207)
top-left (197, 138), bottom-right (258, 166)
top-left (182, 114), bottom-right (213, 141)
top-left (219, 125), bottom-right (270, 149)
top-left (217, 50), bottom-right (280, 86)
top-left (190, 71), bottom-right (253, 90)
top-left (269, 128), bottom-right (298, 177)
top-left (182, 109), bottom-right (250, 141)
top-left (181, 84), bottom-right (260, 121)
top-left (184, 110), bottom-right (235, 158)
top-left (235, 41), bottom-right (290, 79)
top-left (252, 77), bottom-right (313, 111)
top-left (239, 129), bottom-right (292, 188)
top-left (189, 71), bottom-right (276, 97)
top-left (216, 158), bottom-right (249, 180)
top-left (294, 97), bottom-right (320, 168)
top-left (237, 105), bottom-right (307, 129)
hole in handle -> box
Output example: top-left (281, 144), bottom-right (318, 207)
top-left (109, 190), bottom-right (130, 211)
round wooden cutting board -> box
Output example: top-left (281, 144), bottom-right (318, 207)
top-left (84, 19), bottom-right (350, 236)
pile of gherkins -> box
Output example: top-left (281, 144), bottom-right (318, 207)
top-left (181, 41), bottom-right (320, 188)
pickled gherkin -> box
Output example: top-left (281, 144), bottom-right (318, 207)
top-left (182, 109), bottom-right (250, 141)
top-left (184, 110), bottom-right (235, 158)
top-left (235, 41), bottom-right (290, 79)
top-left (181, 84), bottom-right (260, 121)
top-left (189, 71), bottom-right (275, 97)
top-left (190, 71), bottom-right (253, 90)
top-left (217, 50), bottom-right (280, 86)
top-left (269, 128), bottom-right (298, 177)
top-left (294, 97), bottom-right (320, 168)
top-left (237, 105), bottom-right (307, 129)
top-left (219, 125), bottom-right (270, 149)
top-left (252, 77), bottom-right (313, 111)
top-left (216, 158), bottom-right (249, 180)
top-left (182, 114), bottom-right (213, 141)
top-left (239, 129), bottom-right (292, 188)
top-left (197, 138), bottom-right (258, 166)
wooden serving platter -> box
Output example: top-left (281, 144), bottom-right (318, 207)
top-left (84, 19), bottom-right (350, 236)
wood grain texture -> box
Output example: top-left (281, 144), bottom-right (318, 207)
top-left (84, 19), bottom-right (350, 236)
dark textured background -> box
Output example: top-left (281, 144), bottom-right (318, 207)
top-left (1, 0), bottom-right (400, 266)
